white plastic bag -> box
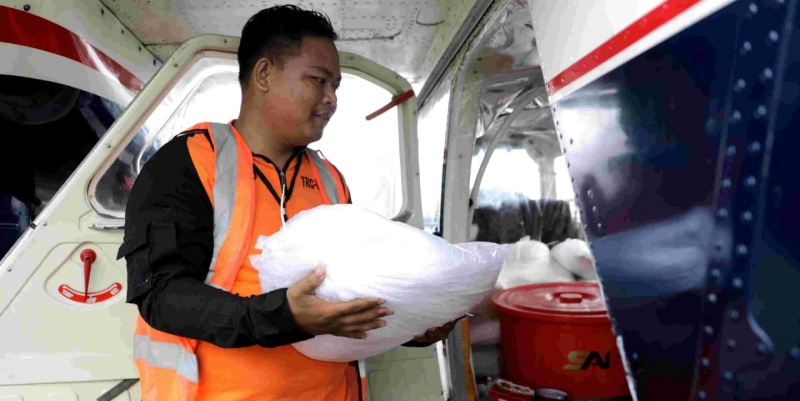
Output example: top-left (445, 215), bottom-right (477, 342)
top-left (470, 238), bottom-right (575, 320)
top-left (495, 239), bottom-right (575, 289)
top-left (550, 239), bottom-right (598, 280)
top-left (251, 204), bottom-right (509, 362)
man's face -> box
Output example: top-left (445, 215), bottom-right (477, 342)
top-left (262, 36), bottom-right (341, 147)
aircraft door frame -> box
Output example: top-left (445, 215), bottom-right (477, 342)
top-left (0, 33), bottom-right (430, 400)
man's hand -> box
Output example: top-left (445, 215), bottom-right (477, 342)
top-left (412, 317), bottom-right (464, 344)
top-left (287, 267), bottom-right (392, 339)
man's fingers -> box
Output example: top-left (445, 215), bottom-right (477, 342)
top-left (293, 267), bottom-right (326, 295)
top-left (345, 320), bottom-right (387, 334)
top-left (337, 307), bottom-right (392, 326)
top-left (335, 297), bottom-right (387, 316)
top-left (335, 331), bottom-right (368, 340)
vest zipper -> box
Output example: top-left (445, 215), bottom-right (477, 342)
top-left (279, 170), bottom-right (288, 227)
top-left (252, 150), bottom-right (304, 227)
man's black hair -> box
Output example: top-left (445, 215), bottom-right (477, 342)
top-left (238, 5), bottom-right (338, 87)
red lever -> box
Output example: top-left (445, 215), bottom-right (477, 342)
top-left (81, 249), bottom-right (97, 300)
top-left (365, 89), bottom-right (415, 121)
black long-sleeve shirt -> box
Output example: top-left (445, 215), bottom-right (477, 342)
top-left (118, 133), bottom-right (428, 349)
top-left (118, 134), bottom-right (312, 348)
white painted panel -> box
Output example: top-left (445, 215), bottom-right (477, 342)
top-left (531, 0), bottom-right (664, 83)
top-left (367, 346), bottom-right (444, 401)
top-left (0, 380), bottom-right (134, 401)
top-left (0, 243), bottom-right (136, 385)
top-left (530, 0), bottom-right (736, 102)
top-left (0, 0), bottom-right (160, 82)
top-left (0, 43), bottom-right (135, 106)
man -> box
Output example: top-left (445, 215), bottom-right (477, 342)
top-left (118, 5), bottom-right (457, 401)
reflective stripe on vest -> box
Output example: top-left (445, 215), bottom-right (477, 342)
top-left (306, 149), bottom-right (340, 205)
top-left (206, 122), bottom-right (238, 287)
top-left (133, 318), bottom-right (200, 401)
top-left (134, 334), bottom-right (199, 383)
top-left (204, 122), bottom-right (256, 290)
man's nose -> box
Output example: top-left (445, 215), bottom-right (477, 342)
top-left (323, 86), bottom-right (337, 108)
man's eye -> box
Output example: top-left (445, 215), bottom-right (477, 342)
top-left (314, 77), bottom-right (326, 85)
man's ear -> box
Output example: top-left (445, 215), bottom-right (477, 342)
top-left (252, 57), bottom-right (273, 93)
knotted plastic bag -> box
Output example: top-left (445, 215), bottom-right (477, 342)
top-left (550, 238), bottom-right (598, 280)
top-left (496, 239), bottom-right (575, 289)
top-left (250, 204), bottom-right (509, 362)
top-left (470, 237), bottom-right (575, 320)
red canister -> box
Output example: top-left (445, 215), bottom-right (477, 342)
top-left (492, 282), bottom-right (630, 400)
top-left (488, 379), bottom-right (535, 401)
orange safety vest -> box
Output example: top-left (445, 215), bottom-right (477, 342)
top-left (132, 122), bottom-right (367, 401)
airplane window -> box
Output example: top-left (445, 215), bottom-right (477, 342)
top-left (91, 56), bottom-right (240, 218)
top-left (554, 155), bottom-right (580, 218)
top-left (309, 73), bottom-right (402, 219)
top-left (472, 147), bottom-right (541, 200)
top-left (91, 56), bottom-right (404, 220)
top-left (139, 71), bottom-right (242, 168)
top-left (470, 141), bottom-right (582, 245)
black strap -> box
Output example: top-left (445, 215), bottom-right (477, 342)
top-left (96, 378), bottom-right (139, 401)
top-left (253, 165), bottom-right (282, 205)
top-left (285, 153), bottom-right (303, 200)
top-left (252, 154), bottom-right (303, 207)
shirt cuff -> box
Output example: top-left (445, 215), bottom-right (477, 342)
top-left (246, 288), bottom-right (316, 347)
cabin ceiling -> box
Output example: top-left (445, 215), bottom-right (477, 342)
top-left (99, 0), bottom-right (490, 89)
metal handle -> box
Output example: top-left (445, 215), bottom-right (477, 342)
top-left (97, 378), bottom-right (139, 401)
top-left (89, 223), bottom-right (125, 230)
